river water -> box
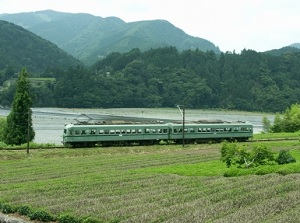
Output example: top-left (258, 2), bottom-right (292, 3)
top-left (0, 108), bottom-right (274, 145)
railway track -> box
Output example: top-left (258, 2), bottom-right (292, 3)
top-left (0, 137), bottom-right (298, 151)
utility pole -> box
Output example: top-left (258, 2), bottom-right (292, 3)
top-left (177, 105), bottom-right (185, 147)
top-left (27, 105), bottom-right (30, 154)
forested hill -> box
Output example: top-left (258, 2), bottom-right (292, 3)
top-left (0, 20), bottom-right (81, 74)
top-left (0, 10), bottom-right (221, 65)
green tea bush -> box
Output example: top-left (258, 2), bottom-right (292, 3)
top-left (276, 150), bottom-right (296, 164)
top-left (0, 203), bottom-right (15, 214)
top-left (29, 209), bottom-right (55, 222)
top-left (17, 204), bottom-right (33, 216)
top-left (58, 213), bottom-right (82, 223)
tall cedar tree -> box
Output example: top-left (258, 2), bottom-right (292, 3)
top-left (4, 68), bottom-right (35, 145)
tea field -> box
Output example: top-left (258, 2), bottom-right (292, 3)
top-left (0, 141), bottom-right (300, 222)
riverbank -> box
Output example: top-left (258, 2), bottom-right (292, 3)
top-left (1, 108), bottom-right (272, 144)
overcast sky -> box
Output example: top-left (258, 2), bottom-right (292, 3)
top-left (1, 0), bottom-right (299, 52)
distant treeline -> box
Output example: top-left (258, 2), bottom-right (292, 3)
top-left (1, 47), bottom-right (300, 112)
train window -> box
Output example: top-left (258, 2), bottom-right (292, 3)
top-left (132, 129), bottom-right (136, 134)
top-left (75, 130), bottom-right (80, 135)
top-left (233, 127), bottom-right (239, 132)
top-left (121, 129), bottom-right (126, 134)
top-left (207, 128), bottom-right (211, 132)
top-left (99, 130), bottom-right (104, 134)
top-left (104, 130), bottom-right (109, 134)
top-left (81, 130), bottom-right (86, 135)
top-left (138, 129), bottom-right (142, 133)
top-left (116, 130), bottom-right (121, 134)
top-left (90, 129), bottom-right (96, 134)
top-left (152, 129), bottom-right (156, 133)
top-left (145, 129), bottom-right (150, 133)
top-left (126, 129), bottom-right (131, 134)
top-left (163, 129), bottom-right (168, 133)
top-left (184, 128), bottom-right (188, 132)
top-left (179, 129), bottom-right (182, 133)
top-left (158, 129), bottom-right (162, 133)
top-left (187, 128), bottom-right (194, 132)
top-left (110, 130), bottom-right (115, 134)
top-left (174, 129), bottom-right (178, 133)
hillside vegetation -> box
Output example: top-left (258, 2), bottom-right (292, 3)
top-left (1, 47), bottom-right (300, 111)
top-left (0, 20), bottom-right (81, 74)
top-left (0, 10), bottom-right (220, 65)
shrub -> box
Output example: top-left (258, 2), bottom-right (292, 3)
top-left (0, 203), bottom-right (15, 214)
top-left (276, 150), bottom-right (296, 164)
top-left (220, 142), bottom-right (275, 168)
top-left (29, 209), bottom-right (55, 222)
top-left (58, 213), bottom-right (81, 223)
top-left (17, 204), bottom-right (33, 216)
top-left (82, 217), bottom-right (103, 223)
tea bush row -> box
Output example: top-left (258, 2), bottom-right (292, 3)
top-left (0, 201), bottom-right (104, 223)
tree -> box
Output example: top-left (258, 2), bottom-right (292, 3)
top-left (262, 116), bottom-right (272, 133)
top-left (0, 117), bottom-right (6, 142)
top-left (3, 68), bottom-right (35, 145)
top-left (220, 142), bottom-right (274, 168)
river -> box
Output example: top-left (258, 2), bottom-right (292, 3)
top-left (0, 108), bottom-right (274, 145)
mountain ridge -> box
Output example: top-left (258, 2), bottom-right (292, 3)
top-left (0, 10), bottom-right (220, 64)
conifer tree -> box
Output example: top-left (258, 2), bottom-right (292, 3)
top-left (4, 68), bottom-right (35, 145)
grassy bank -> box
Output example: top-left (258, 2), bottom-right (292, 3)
top-left (1, 141), bottom-right (300, 222)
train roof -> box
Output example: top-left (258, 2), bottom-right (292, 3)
top-left (64, 120), bottom-right (252, 129)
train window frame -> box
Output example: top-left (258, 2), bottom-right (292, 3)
top-left (110, 130), bottom-right (115, 134)
top-left (145, 129), bottom-right (150, 133)
top-left (137, 129), bottom-right (142, 134)
top-left (90, 129), bottom-right (96, 134)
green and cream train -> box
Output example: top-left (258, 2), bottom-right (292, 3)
top-left (62, 121), bottom-right (253, 147)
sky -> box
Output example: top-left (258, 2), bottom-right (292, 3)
top-left (1, 0), bottom-right (300, 52)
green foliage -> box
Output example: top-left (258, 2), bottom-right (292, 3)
top-left (0, 117), bottom-right (6, 141)
top-left (29, 209), bottom-right (56, 222)
top-left (58, 213), bottom-right (82, 223)
top-left (82, 217), bottom-right (103, 223)
top-left (3, 68), bottom-right (35, 145)
top-left (262, 116), bottom-right (272, 133)
top-left (271, 104), bottom-right (300, 133)
top-left (220, 142), bottom-right (275, 168)
top-left (271, 113), bottom-right (283, 132)
top-left (0, 202), bottom-right (15, 214)
top-left (276, 150), bottom-right (296, 164)
top-left (0, 20), bottom-right (80, 73)
top-left (17, 204), bottom-right (33, 216)
top-left (282, 103), bottom-right (300, 132)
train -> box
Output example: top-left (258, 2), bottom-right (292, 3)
top-left (62, 119), bottom-right (253, 147)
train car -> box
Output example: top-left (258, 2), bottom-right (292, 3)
top-left (169, 123), bottom-right (253, 144)
top-left (63, 123), bottom-right (172, 147)
top-left (63, 121), bottom-right (253, 147)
